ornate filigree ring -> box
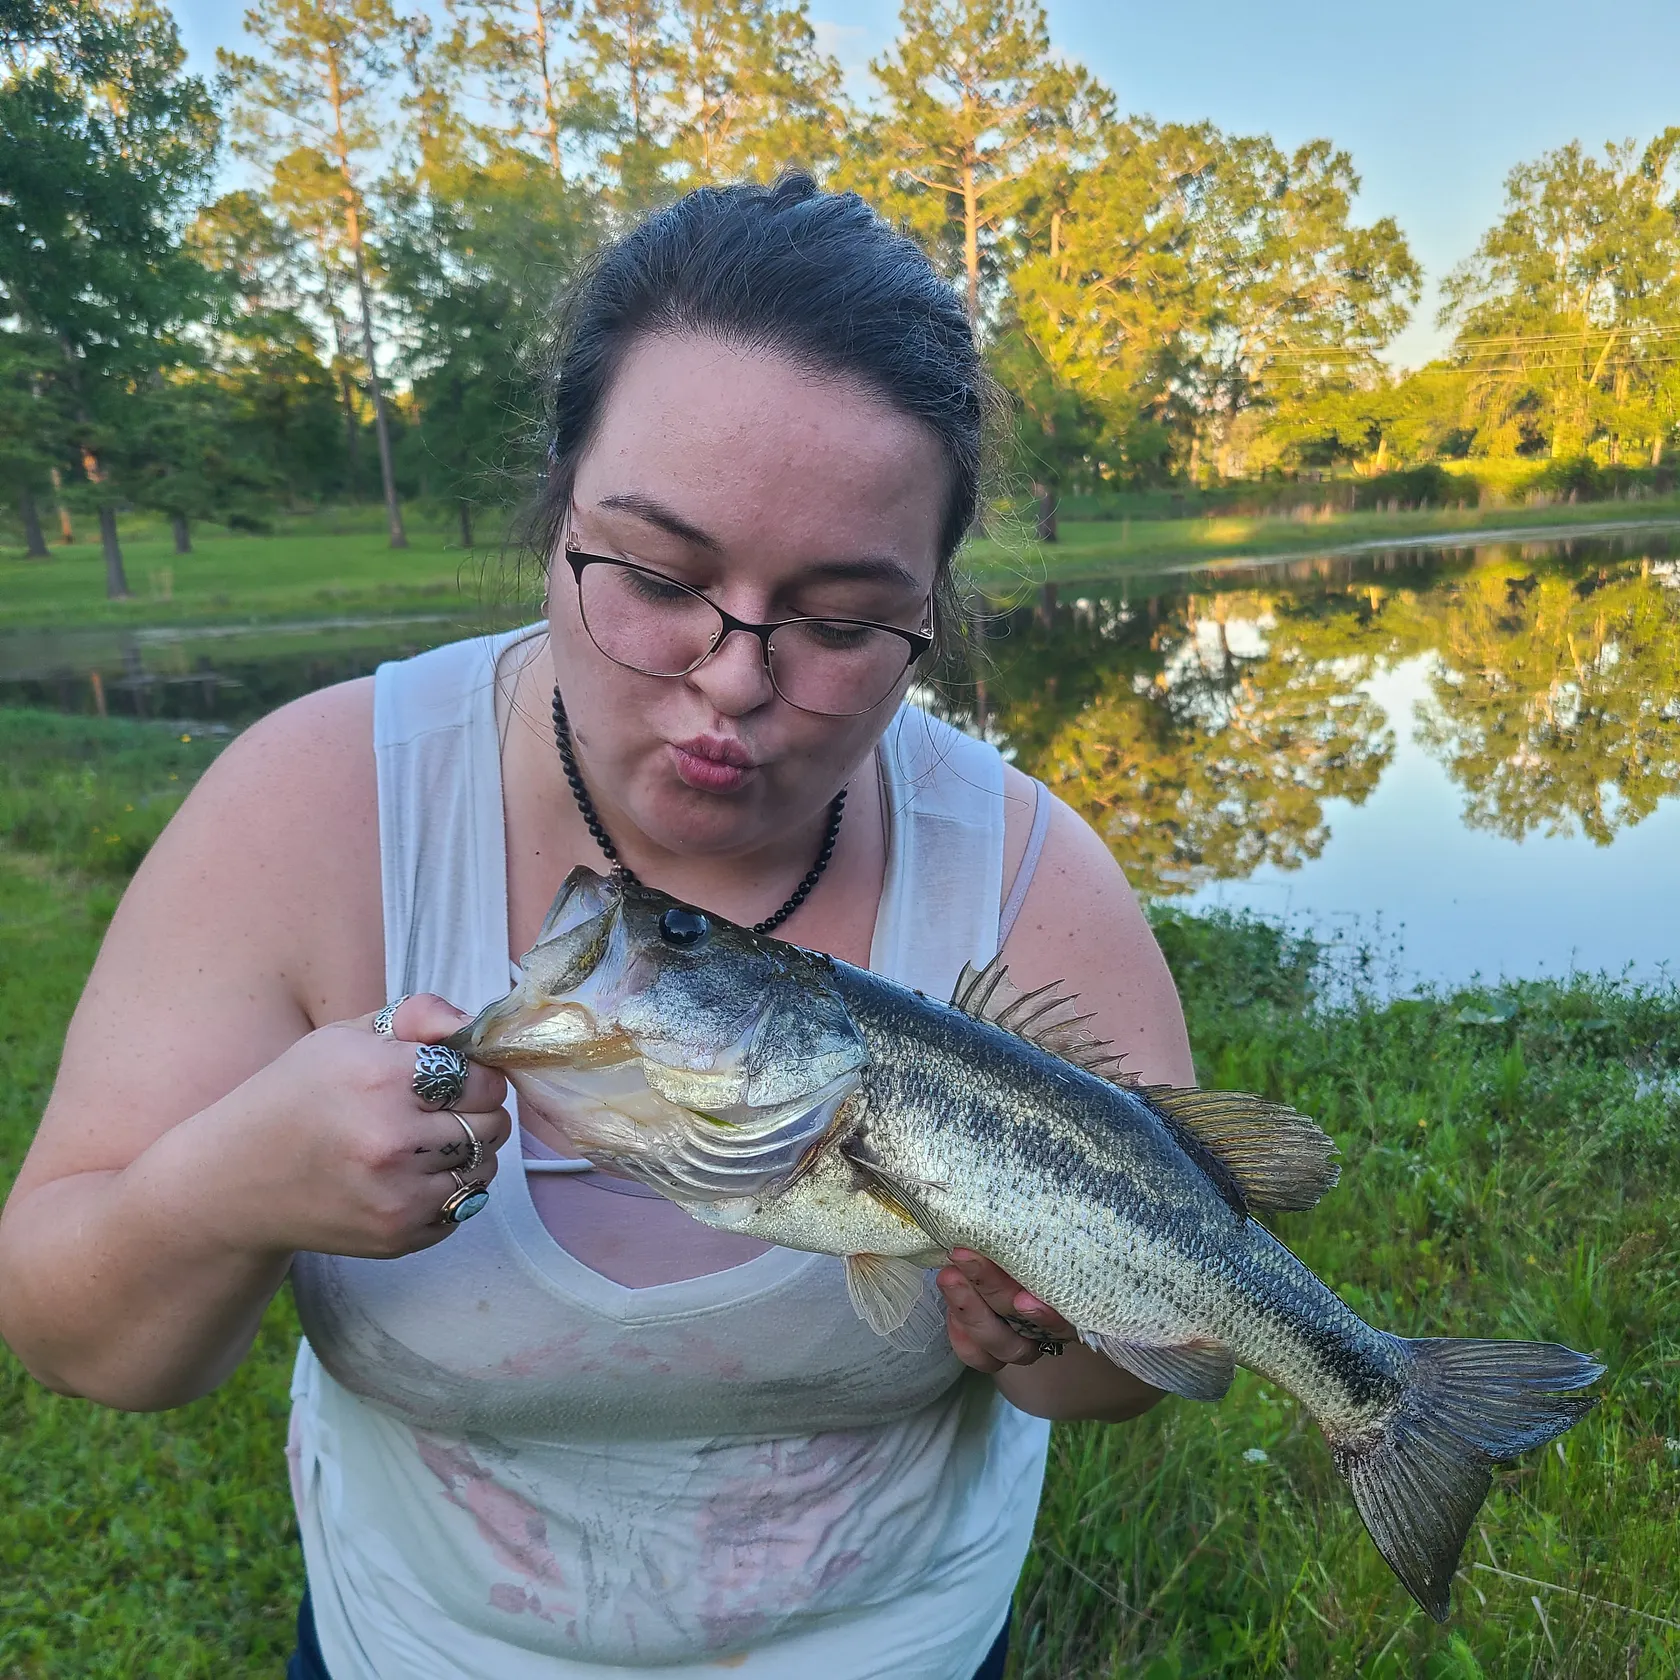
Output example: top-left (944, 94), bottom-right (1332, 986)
top-left (372, 996), bottom-right (412, 1038)
top-left (412, 1043), bottom-right (469, 1109)
top-left (448, 1110), bottom-right (485, 1174)
top-left (440, 1169), bottom-right (490, 1226)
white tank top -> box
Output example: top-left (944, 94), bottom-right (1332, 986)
top-left (287, 630), bottom-right (1052, 1679)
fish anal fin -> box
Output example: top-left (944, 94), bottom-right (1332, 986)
top-left (950, 956), bottom-right (1133, 1081)
top-left (1082, 1331), bottom-right (1235, 1401)
top-left (845, 1254), bottom-right (946, 1351)
top-left (1143, 1085), bottom-right (1341, 1212)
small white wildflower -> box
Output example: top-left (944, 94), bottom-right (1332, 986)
top-left (1664, 1437), bottom-right (1680, 1455)
top-left (1243, 1447), bottom-right (1269, 1464)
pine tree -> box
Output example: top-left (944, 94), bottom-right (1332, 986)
top-left (866, 0), bottom-right (1094, 322)
top-left (222, 0), bottom-right (414, 547)
top-left (440, 0), bottom-right (574, 175)
top-left (663, 0), bottom-right (846, 185)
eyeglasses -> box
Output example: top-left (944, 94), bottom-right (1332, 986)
top-left (561, 545), bottom-right (934, 717)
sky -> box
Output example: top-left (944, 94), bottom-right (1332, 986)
top-left (175, 0), bottom-right (1680, 369)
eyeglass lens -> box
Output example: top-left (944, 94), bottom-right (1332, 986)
top-left (575, 560), bottom-right (918, 717)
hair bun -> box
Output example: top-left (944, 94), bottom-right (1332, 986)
top-left (766, 169), bottom-right (820, 209)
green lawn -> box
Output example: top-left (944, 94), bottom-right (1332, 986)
top-left (1, 710), bottom-right (1676, 1676)
top-left (0, 506), bottom-right (537, 632)
top-left (964, 497), bottom-right (1680, 593)
top-left (6, 496), bottom-right (1680, 632)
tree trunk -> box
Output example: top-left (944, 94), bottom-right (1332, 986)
top-left (19, 487), bottom-right (49, 557)
top-left (1033, 482), bottom-right (1058, 543)
top-left (962, 163), bottom-right (980, 322)
top-left (171, 512), bottom-right (192, 554)
top-left (99, 504), bottom-right (131, 599)
top-left (50, 467), bottom-right (73, 542)
top-left (338, 368), bottom-right (361, 497)
top-left (535, 0), bottom-right (564, 180)
top-left (351, 252), bottom-right (408, 549)
top-left (458, 498), bottom-right (474, 548)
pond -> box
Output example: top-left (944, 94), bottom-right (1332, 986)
top-left (3, 532), bottom-right (1677, 993)
top-left (932, 532), bottom-right (1680, 994)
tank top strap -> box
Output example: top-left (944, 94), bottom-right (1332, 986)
top-left (869, 704), bottom-right (1007, 1000)
top-left (373, 629), bottom-right (523, 1014)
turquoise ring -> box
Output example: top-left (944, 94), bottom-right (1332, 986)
top-left (440, 1170), bottom-right (490, 1225)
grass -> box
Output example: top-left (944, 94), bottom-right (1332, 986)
top-left (6, 495), bottom-right (1680, 632)
top-left (0, 505), bottom-right (535, 632)
top-left (0, 709), bottom-right (1676, 1675)
top-left (962, 495), bottom-right (1680, 591)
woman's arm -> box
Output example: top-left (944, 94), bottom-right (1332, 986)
top-left (936, 773), bottom-right (1197, 1422)
top-left (0, 683), bottom-right (508, 1410)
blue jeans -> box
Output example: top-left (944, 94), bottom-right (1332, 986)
top-left (286, 1589), bottom-right (1012, 1679)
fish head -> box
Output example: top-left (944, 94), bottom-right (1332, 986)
top-left (449, 866), bottom-right (867, 1195)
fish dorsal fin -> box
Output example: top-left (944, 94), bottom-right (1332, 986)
top-left (1141, 1085), bottom-right (1341, 1212)
top-left (950, 956), bottom-right (1135, 1082)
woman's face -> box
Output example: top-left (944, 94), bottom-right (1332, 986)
top-left (550, 332), bottom-right (948, 859)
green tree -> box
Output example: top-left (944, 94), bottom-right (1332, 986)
top-left (571, 0), bottom-right (670, 204)
top-left (1442, 132), bottom-right (1680, 465)
top-left (1005, 118), bottom-right (1215, 483)
top-left (663, 0), bottom-right (846, 184)
top-left (188, 189), bottom-right (346, 507)
top-left (0, 0), bottom-right (219, 594)
top-left (438, 0), bottom-right (575, 176)
top-left (222, 0), bottom-right (415, 547)
top-left (1183, 136), bottom-right (1418, 480)
top-left (383, 153), bottom-right (598, 544)
top-left (865, 0), bottom-right (1103, 321)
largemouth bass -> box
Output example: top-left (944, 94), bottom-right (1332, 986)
top-left (451, 867), bottom-right (1602, 1621)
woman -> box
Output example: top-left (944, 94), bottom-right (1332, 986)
top-left (0, 176), bottom-right (1194, 1678)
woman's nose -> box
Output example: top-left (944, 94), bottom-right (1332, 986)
top-left (685, 628), bottom-right (776, 716)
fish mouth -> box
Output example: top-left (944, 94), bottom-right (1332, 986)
top-left (448, 868), bottom-right (629, 1065)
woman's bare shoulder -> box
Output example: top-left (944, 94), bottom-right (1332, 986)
top-left (998, 767), bottom-right (1195, 1087)
top-left (97, 677), bottom-right (382, 1033)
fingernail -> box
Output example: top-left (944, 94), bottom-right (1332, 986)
top-left (1016, 1292), bottom-right (1046, 1314)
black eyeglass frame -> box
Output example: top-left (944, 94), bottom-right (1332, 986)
top-left (561, 548), bottom-right (936, 717)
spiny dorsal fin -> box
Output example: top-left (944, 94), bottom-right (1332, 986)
top-left (1141, 1085), bottom-right (1341, 1212)
top-left (951, 956), bottom-right (1137, 1082)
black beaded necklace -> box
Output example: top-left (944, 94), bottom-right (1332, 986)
top-left (551, 687), bottom-right (845, 936)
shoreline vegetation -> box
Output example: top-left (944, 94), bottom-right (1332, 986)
top-left (1, 709), bottom-right (1676, 1674)
top-left (3, 497), bottom-right (1679, 633)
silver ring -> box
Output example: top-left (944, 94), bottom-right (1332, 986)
top-left (412, 1043), bottom-right (469, 1108)
top-left (372, 996), bottom-right (412, 1037)
top-left (448, 1110), bottom-right (485, 1173)
top-left (440, 1169), bottom-right (490, 1225)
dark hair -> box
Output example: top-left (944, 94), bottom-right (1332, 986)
top-left (523, 172), bottom-right (995, 656)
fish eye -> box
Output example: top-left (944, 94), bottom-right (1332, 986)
top-left (659, 907), bottom-right (710, 949)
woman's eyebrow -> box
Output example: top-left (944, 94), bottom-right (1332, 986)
top-left (595, 491), bottom-right (723, 551)
top-left (594, 492), bottom-right (923, 592)
top-left (798, 557), bottom-right (924, 592)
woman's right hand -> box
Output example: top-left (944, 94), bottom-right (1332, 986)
top-left (202, 993), bottom-right (512, 1261)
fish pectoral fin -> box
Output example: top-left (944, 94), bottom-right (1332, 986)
top-left (1141, 1086), bottom-right (1341, 1213)
top-left (844, 1254), bottom-right (946, 1352)
top-left (1081, 1331), bottom-right (1235, 1401)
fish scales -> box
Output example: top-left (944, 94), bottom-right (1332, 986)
top-left (830, 965), bottom-right (1409, 1428)
top-left (453, 867), bottom-right (1605, 1623)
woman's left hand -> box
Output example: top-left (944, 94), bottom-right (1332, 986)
top-left (937, 1248), bottom-right (1075, 1372)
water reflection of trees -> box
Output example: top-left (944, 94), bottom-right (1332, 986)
top-left (1405, 558), bottom-right (1680, 843)
top-left (957, 544), bottom-right (1680, 895)
top-left (962, 590), bottom-right (1394, 897)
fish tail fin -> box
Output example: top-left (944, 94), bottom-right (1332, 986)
top-left (1331, 1337), bottom-right (1603, 1622)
